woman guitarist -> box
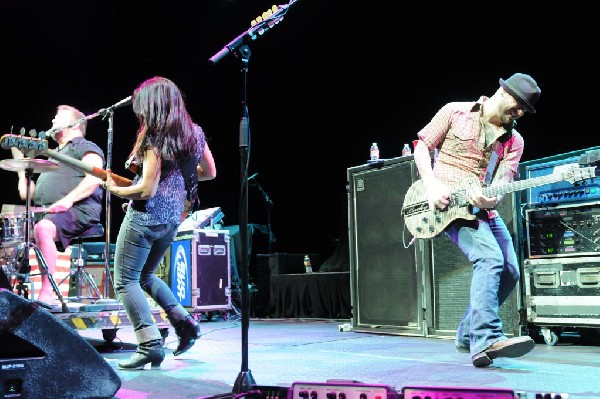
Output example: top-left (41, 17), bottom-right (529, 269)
top-left (102, 76), bottom-right (216, 370)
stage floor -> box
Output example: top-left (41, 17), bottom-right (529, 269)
top-left (75, 312), bottom-right (600, 399)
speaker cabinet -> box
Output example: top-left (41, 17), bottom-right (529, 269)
top-left (348, 157), bottom-right (524, 339)
top-left (0, 288), bottom-right (121, 399)
top-left (426, 192), bottom-right (523, 338)
top-left (348, 157), bottom-right (427, 336)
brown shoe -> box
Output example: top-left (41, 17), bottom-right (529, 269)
top-left (471, 336), bottom-right (535, 367)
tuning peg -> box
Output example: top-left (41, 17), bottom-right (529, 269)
top-left (261, 8), bottom-right (274, 20)
top-left (251, 5), bottom-right (279, 27)
top-left (28, 129), bottom-right (37, 137)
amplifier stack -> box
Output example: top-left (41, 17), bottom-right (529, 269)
top-left (520, 146), bottom-right (600, 345)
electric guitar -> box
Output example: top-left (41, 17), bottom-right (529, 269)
top-left (0, 134), bottom-right (194, 220)
top-left (401, 164), bottom-right (598, 239)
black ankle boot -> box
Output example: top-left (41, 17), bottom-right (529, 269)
top-left (173, 316), bottom-right (201, 356)
top-left (118, 339), bottom-right (165, 370)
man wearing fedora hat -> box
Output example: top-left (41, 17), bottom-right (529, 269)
top-left (411, 72), bottom-right (541, 367)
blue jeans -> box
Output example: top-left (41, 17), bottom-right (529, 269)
top-left (113, 217), bottom-right (187, 344)
top-left (445, 213), bottom-right (520, 356)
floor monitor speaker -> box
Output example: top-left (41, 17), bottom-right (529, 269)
top-left (348, 157), bottom-right (427, 336)
top-left (0, 289), bottom-right (121, 399)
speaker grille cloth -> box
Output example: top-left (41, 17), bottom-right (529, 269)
top-left (352, 161), bottom-right (418, 327)
top-left (431, 194), bottom-right (521, 335)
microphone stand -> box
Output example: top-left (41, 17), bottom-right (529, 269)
top-left (209, 3), bottom-right (299, 394)
top-left (102, 109), bottom-right (115, 299)
top-left (252, 178), bottom-right (274, 254)
top-left (235, 43), bottom-right (254, 393)
top-left (92, 97), bottom-right (131, 300)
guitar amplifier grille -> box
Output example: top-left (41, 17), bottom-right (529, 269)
top-left (429, 192), bottom-right (522, 337)
top-left (348, 157), bottom-right (426, 336)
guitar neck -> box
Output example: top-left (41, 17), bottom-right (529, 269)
top-left (46, 148), bottom-right (132, 187)
top-left (483, 173), bottom-right (569, 197)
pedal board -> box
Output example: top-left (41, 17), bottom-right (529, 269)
top-left (248, 383), bottom-right (568, 399)
top-left (248, 385), bottom-right (290, 399)
top-left (402, 386), bottom-right (522, 399)
top-left (288, 381), bottom-right (398, 399)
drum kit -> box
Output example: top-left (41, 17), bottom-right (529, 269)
top-left (0, 157), bottom-right (68, 310)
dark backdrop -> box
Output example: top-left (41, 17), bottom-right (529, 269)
top-left (1, 1), bottom-right (597, 265)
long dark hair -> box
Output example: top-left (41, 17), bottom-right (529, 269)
top-left (130, 76), bottom-right (198, 163)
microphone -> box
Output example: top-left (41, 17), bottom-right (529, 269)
top-left (99, 96), bottom-right (132, 114)
top-left (43, 95), bottom-right (134, 139)
top-left (43, 127), bottom-right (60, 139)
top-left (248, 172), bottom-right (259, 181)
top-left (113, 95), bottom-right (132, 108)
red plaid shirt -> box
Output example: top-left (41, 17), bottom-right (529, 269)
top-left (417, 97), bottom-right (524, 215)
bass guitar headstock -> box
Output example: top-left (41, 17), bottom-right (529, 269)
top-left (0, 129), bottom-right (49, 159)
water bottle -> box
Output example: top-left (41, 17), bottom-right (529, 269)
top-left (303, 254), bottom-right (313, 273)
top-left (402, 143), bottom-right (412, 156)
top-left (370, 142), bottom-right (380, 162)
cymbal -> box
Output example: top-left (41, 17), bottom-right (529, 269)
top-left (0, 158), bottom-right (59, 173)
top-left (1, 204), bottom-right (48, 215)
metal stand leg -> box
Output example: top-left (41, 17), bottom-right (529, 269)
top-left (30, 245), bottom-right (69, 312)
top-left (58, 258), bottom-right (103, 302)
top-left (58, 236), bottom-right (104, 302)
top-left (4, 243), bottom-right (31, 298)
top-left (5, 166), bottom-right (69, 312)
top-left (15, 277), bottom-right (32, 299)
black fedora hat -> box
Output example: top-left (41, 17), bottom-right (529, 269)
top-left (499, 73), bottom-right (541, 113)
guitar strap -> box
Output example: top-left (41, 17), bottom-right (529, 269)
top-left (181, 155), bottom-right (200, 212)
top-left (483, 150), bottom-right (499, 186)
top-left (483, 127), bottom-right (514, 186)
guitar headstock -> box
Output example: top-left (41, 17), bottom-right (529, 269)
top-left (561, 164), bottom-right (598, 184)
top-left (251, 5), bottom-right (279, 26)
top-left (248, 1), bottom-right (296, 38)
top-left (0, 132), bottom-right (49, 158)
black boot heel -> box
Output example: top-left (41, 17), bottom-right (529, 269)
top-left (173, 316), bottom-right (201, 356)
top-left (119, 340), bottom-right (165, 370)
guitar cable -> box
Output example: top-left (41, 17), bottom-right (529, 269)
top-left (402, 216), bottom-right (417, 249)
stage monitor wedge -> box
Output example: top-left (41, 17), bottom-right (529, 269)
top-left (0, 289), bottom-right (121, 399)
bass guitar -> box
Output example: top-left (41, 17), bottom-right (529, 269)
top-left (401, 164), bottom-right (598, 239)
top-left (0, 133), bottom-right (194, 220)
top-left (1, 134), bottom-right (132, 186)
